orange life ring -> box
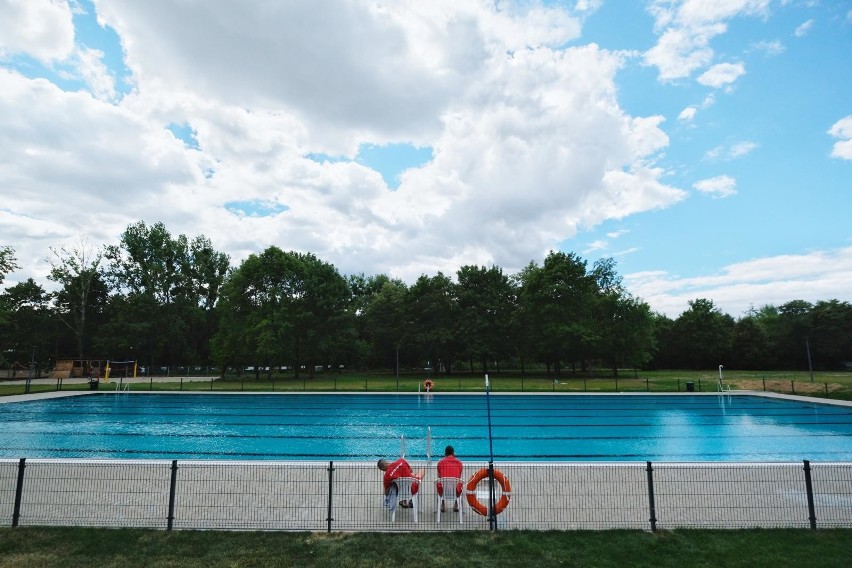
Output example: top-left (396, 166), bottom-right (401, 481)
top-left (423, 379), bottom-right (434, 391)
top-left (465, 468), bottom-right (511, 516)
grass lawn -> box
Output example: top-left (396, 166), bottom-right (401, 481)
top-left (1, 527), bottom-right (852, 568)
top-left (3, 369), bottom-right (851, 400)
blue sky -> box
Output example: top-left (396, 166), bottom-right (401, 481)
top-left (0, 0), bottom-right (850, 317)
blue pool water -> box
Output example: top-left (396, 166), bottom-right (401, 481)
top-left (1, 393), bottom-right (851, 462)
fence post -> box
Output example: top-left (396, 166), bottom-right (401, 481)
top-left (615, 377), bottom-right (618, 391)
top-left (645, 461), bottom-right (657, 532)
top-left (11, 458), bottom-right (26, 527)
top-left (791, 381), bottom-right (795, 395)
top-left (167, 460), bottom-right (178, 530)
top-left (803, 460), bottom-right (817, 530)
top-left (763, 378), bottom-right (766, 391)
top-left (326, 461), bottom-right (335, 532)
top-left (646, 378), bottom-right (649, 392)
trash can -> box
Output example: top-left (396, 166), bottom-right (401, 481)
top-left (89, 379), bottom-right (99, 390)
top-left (685, 381), bottom-right (695, 392)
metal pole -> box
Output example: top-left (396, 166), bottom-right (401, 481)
top-left (485, 374), bottom-right (497, 531)
top-left (167, 460), bottom-right (178, 530)
top-left (12, 458), bottom-right (26, 527)
top-left (646, 461), bottom-right (657, 532)
top-left (806, 338), bottom-right (814, 382)
top-left (326, 461), bottom-right (335, 532)
top-left (803, 460), bottom-right (817, 530)
top-left (25, 346), bottom-right (36, 394)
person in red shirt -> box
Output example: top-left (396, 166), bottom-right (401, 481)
top-left (436, 445), bottom-right (463, 512)
top-left (377, 457), bottom-right (424, 508)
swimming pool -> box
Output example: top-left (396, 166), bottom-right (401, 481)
top-left (1, 393), bottom-right (851, 462)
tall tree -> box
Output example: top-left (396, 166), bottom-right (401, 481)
top-left (671, 299), bottom-right (735, 370)
top-left (406, 273), bottom-right (458, 374)
top-left (359, 277), bottom-right (410, 372)
top-left (103, 222), bottom-right (228, 366)
top-left (455, 265), bottom-right (516, 373)
top-left (213, 247), bottom-right (351, 377)
top-left (0, 279), bottom-right (52, 369)
top-left (809, 300), bottom-right (852, 370)
top-left (48, 235), bottom-right (105, 359)
top-left (518, 252), bottom-right (596, 374)
top-left (0, 246), bottom-right (19, 339)
top-left (0, 245), bottom-right (17, 284)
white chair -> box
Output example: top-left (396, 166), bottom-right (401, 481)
top-left (435, 477), bottom-right (463, 524)
top-left (390, 477), bottom-right (419, 523)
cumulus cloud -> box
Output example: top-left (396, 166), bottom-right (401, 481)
top-left (0, 1), bottom-right (688, 287)
top-left (644, 0), bottom-right (771, 81)
top-left (697, 62), bottom-right (745, 87)
top-left (626, 247), bottom-right (852, 318)
top-left (678, 106), bottom-right (697, 121)
top-left (693, 175), bottom-right (737, 198)
top-left (0, 0), bottom-right (75, 62)
top-left (828, 116), bottom-right (852, 160)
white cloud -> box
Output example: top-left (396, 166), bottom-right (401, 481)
top-left (678, 106), bottom-right (697, 121)
top-left (0, 2), bottom-right (689, 288)
top-left (704, 141), bottom-right (757, 161)
top-left (728, 141), bottom-right (758, 158)
top-left (693, 175), bottom-right (737, 197)
top-left (72, 46), bottom-right (117, 101)
top-left (750, 39), bottom-right (785, 55)
top-left (0, 0), bottom-right (75, 63)
top-left (794, 19), bottom-right (814, 37)
top-left (697, 62), bottom-right (745, 87)
top-left (828, 116), bottom-right (852, 160)
top-left (626, 247), bottom-right (852, 318)
top-left (644, 0), bottom-right (772, 81)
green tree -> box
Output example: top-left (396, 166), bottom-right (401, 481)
top-left (671, 299), bottom-right (735, 370)
top-left (0, 279), bottom-right (52, 370)
top-left (455, 265), bottom-right (516, 373)
top-left (774, 300), bottom-right (814, 370)
top-left (730, 312), bottom-right (772, 370)
top-left (809, 300), bottom-right (852, 370)
top-left (0, 245), bottom-right (17, 284)
top-left (213, 247), bottom-right (351, 378)
top-left (517, 252), bottom-right (595, 374)
top-left (360, 277), bottom-right (410, 372)
top-left (102, 222), bottom-right (229, 367)
top-left (48, 236), bottom-right (105, 359)
top-left (406, 273), bottom-right (458, 374)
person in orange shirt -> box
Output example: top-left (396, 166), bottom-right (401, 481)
top-left (436, 445), bottom-right (463, 512)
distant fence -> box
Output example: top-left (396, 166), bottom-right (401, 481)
top-left (2, 459), bottom-right (850, 531)
top-left (2, 374), bottom-right (847, 401)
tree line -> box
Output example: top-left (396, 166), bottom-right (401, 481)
top-left (1, 223), bottom-right (850, 376)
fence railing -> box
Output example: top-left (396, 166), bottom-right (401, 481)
top-left (2, 374), bottom-right (848, 402)
top-left (2, 459), bottom-right (850, 531)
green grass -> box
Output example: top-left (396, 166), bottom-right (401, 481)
top-left (3, 369), bottom-right (852, 400)
top-left (0, 527), bottom-right (850, 568)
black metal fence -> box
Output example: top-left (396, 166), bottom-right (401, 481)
top-left (2, 459), bottom-right (850, 531)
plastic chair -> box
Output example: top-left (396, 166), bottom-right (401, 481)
top-left (390, 477), bottom-right (419, 523)
top-left (435, 477), bottom-right (463, 523)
